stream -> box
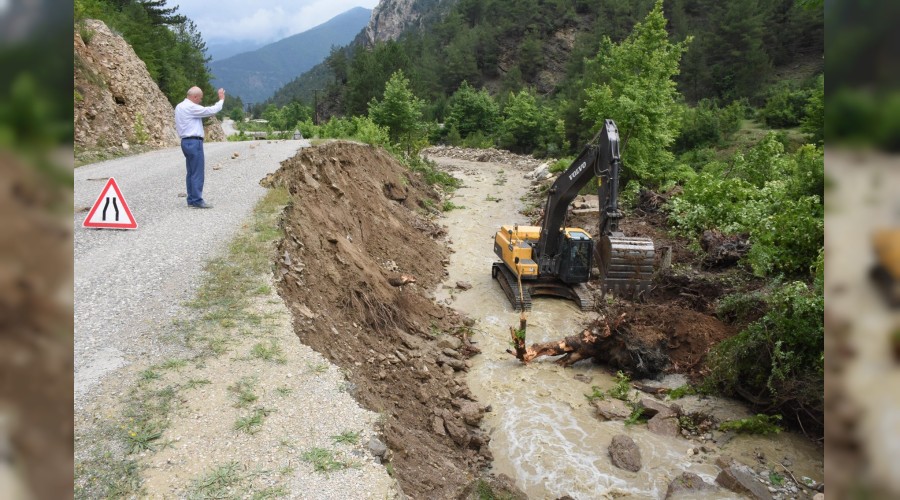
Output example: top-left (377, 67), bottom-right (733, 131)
top-left (430, 156), bottom-right (823, 499)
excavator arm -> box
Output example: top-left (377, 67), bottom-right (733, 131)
top-left (536, 119), bottom-right (654, 296)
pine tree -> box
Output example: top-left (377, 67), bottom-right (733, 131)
top-left (368, 70), bottom-right (424, 153)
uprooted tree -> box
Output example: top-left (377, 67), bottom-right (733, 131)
top-left (506, 312), bottom-right (669, 377)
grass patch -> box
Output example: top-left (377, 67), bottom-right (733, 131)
top-left (718, 414), bottom-right (783, 435)
top-left (189, 461), bottom-right (244, 498)
top-left (586, 371), bottom-right (632, 402)
top-left (275, 386), bottom-right (293, 396)
top-left (228, 377), bottom-right (259, 408)
top-left (307, 362), bottom-right (328, 374)
top-left (184, 378), bottom-right (211, 390)
top-left (159, 358), bottom-right (188, 371)
top-left (250, 340), bottom-right (287, 364)
top-left (667, 384), bottom-right (697, 400)
top-left (442, 200), bottom-right (464, 211)
top-left (301, 448), bottom-right (349, 473)
top-left (139, 369), bottom-right (161, 383)
top-left (75, 453), bottom-right (143, 498)
top-left (123, 422), bottom-right (163, 453)
top-left (234, 407), bottom-right (273, 435)
top-left (330, 430), bottom-right (360, 445)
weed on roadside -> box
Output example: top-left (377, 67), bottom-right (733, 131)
top-left (250, 340), bottom-right (287, 364)
top-left (228, 377), bottom-right (259, 408)
top-left (184, 378), bottom-right (211, 390)
top-left (331, 430), bottom-right (360, 445)
top-left (188, 461), bottom-right (244, 498)
top-left (301, 448), bottom-right (348, 473)
top-left (123, 422), bottom-right (163, 453)
top-left (275, 386), bottom-right (293, 396)
top-left (234, 407), bottom-right (274, 434)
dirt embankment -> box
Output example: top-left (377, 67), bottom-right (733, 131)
top-left (264, 143), bottom-right (494, 498)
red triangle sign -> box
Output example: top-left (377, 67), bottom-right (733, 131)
top-left (83, 177), bottom-right (138, 229)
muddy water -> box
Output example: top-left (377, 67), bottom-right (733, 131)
top-left (430, 157), bottom-right (823, 499)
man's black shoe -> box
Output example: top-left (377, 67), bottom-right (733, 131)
top-left (189, 202), bottom-right (213, 209)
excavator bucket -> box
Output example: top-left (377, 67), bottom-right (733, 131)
top-left (597, 234), bottom-right (655, 297)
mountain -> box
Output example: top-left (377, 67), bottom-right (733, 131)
top-left (209, 6), bottom-right (372, 104)
top-left (206, 40), bottom-right (265, 62)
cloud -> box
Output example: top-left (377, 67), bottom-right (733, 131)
top-left (172, 0), bottom-right (378, 44)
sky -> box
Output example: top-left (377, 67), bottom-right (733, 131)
top-left (169, 0), bottom-right (379, 45)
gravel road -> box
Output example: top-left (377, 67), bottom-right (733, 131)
top-left (73, 139), bottom-right (306, 409)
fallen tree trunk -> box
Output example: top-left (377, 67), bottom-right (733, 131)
top-left (507, 313), bottom-right (627, 367)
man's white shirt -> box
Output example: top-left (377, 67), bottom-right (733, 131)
top-left (174, 98), bottom-right (224, 138)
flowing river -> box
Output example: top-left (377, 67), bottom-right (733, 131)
top-left (430, 156), bottom-right (823, 499)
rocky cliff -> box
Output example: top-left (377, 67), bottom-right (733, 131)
top-left (73, 19), bottom-right (224, 158)
top-left (364, 0), bottom-right (452, 45)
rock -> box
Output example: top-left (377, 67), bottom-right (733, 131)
top-left (608, 434), bottom-right (642, 472)
top-left (204, 116), bottom-right (226, 142)
top-left (436, 335), bottom-right (462, 350)
top-left (367, 437), bottom-right (388, 458)
top-left (593, 398), bottom-right (632, 421)
top-left (443, 416), bottom-right (470, 447)
top-left (432, 417), bottom-right (446, 436)
top-left (460, 402), bottom-right (485, 425)
top-left (455, 281), bottom-right (472, 291)
top-left (647, 414), bottom-right (680, 437)
top-left (640, 397), bottom-right (676, 418)
top-left (813, 494), bottom-right (824, 500)
top-left (715, 457), bottom-right (773, 500)
top-left (665, 472), bottom-right (718, 499)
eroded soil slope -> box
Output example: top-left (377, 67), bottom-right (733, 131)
top-left (265, 142), bottom-right (492, 498)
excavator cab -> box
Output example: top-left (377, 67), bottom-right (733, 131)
top-left (558, 230), bottom-right (593, 284)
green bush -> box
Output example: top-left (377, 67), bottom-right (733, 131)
top-left (674, 99), bottom-right (746, 152)
top-left (705, 279), bottom-right (823, 422)
top-left (759, 83), bottom-right (812, 129)
top-left (667, 135), bottom-right (824, 277)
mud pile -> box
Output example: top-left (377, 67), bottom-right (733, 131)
top-left (265, 142), bottom-right (492, 498)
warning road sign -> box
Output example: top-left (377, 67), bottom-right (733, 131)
top-left (83, 177), bottom-right (137, 229)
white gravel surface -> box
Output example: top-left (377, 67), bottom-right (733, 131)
top-left (73, 140), bottom-right (306, 408)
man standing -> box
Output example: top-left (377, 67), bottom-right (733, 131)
top-left (174, 86), bottom-right (225, 208)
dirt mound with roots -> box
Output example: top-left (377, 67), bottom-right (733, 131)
top-left (264, 142), bottom-right (495, 498)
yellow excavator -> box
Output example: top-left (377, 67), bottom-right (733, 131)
top-left (492, 119), bottom-right (655, 311)
top-left (871, 229), bottom-right (900, 306)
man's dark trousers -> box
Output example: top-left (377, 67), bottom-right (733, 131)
top-left (181, 137), bottom-right (205, 206)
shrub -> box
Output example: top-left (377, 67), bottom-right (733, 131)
top-left (667, 135), bottom-right (824, 277)
top-left (759, 83), bottom-right (812, 129)
top-left (705, 279), bottom-right (823, 429)
top-left (674, 99), bottom-right (746, 152)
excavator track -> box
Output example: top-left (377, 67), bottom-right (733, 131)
top-left (600, 235), bottom-right (655, 298)
top-left (492, 262), bottom-right (531, 311)
top-left (492, 263), bottom-right (593, 311)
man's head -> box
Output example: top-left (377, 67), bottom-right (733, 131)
top-left (186, 86), bottom-right (203, 104)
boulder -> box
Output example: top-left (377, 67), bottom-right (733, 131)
top-left (608, 434), bottom-right (642, 472)
top-left (460, 402), bottom-right (485, 425)
top-left (647, 414), bottom-right (681, 437)
top-left (715, 456), bottom-right (773, 500)
top-left (640, 397), bottom-right (676, 418)
top-left (593, 398), bottom-right (632, 421)
top-left (665, 472), bottom-right (718, 499)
